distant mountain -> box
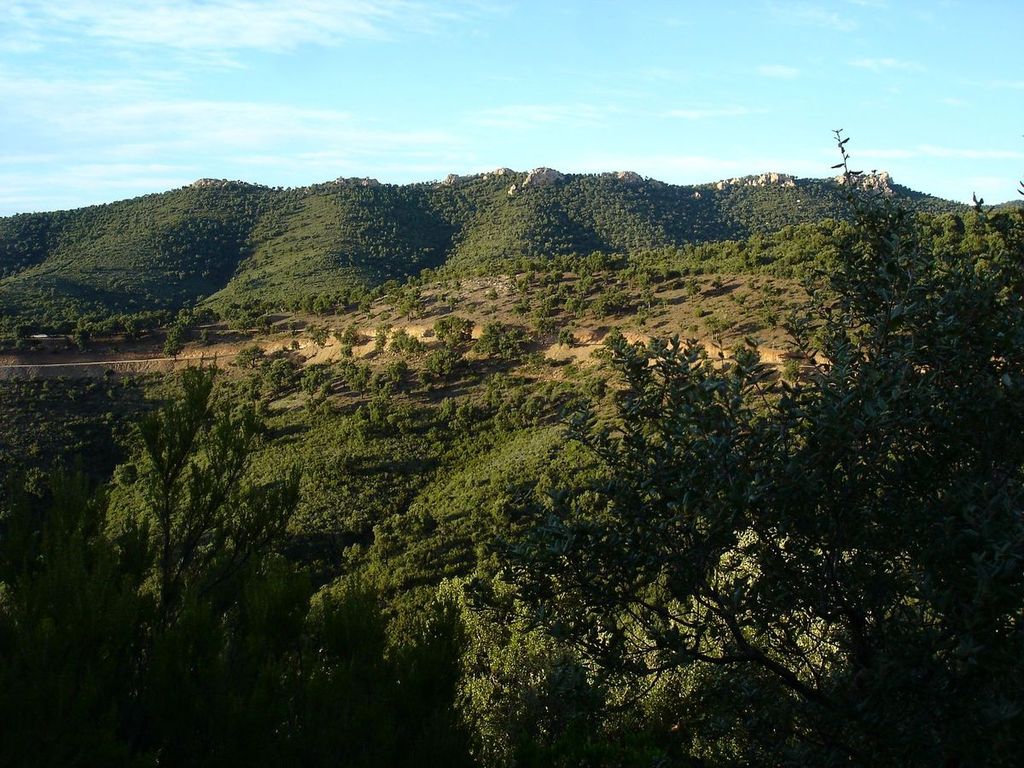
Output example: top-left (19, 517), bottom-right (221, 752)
top-left (0, 168), bottom-right (969, 330)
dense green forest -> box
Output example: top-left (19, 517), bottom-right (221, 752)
top-left (2, 147), bottom-right (1024, 766)
top-left (0, 169), bottom-right (966, 337)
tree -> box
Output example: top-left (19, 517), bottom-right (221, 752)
top-left (0, 368), bottom-right (473, 766)
top-left (503, 140), bottom-right (1024, 765)
top-left (163, 322), bottom-right (186, 358)
top-left (308, 323), bottom-right (330, 347)
top-left (433, 315), bottom-right (475, 347)
top-left (476, 322), bottom-right (530, 361)
top-left (131, 368), bottom-right (299, 621)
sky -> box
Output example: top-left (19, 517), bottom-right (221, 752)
top-left (1, 0), bottom-right (1022, 214)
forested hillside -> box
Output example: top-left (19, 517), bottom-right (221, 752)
top-left (2, 141), bottom-right (1023, 765)
top-left (0, 169), bottom-right (963, 335)
top-left (2, 175), bottom-right (1022, 766)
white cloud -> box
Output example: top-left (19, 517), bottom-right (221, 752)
top-left (957, 78), bottom-right (1024, 92)
top-left (985, 80), bottom-right (1024, 90)
top-left (857, 148), bottom-right (916, 159)
top-left (858, 145), bottom-right (1024, 161)
top-left (0, 72), bottom-right (466, 213)
top-left (770, 3), bottom-right (858, 31)
top-left (964, 176), bottom-right (1019, 198)
top-left (0, 164), bottom-right (200, 213)
top-left (0, 69), bottom-right (456, 153)
top-left (0, 153), bottom-right (61, 165)
top-left (758, 64), bottom-right (800, 79)
top-left (918, 145), bottom-right (1024, 160)
top-left (849, 57), bottom-right (924, 72)
top-left (667, 106), bottom-right (754, 120)
top-left (1, 0), bottom-right (479, 58)
top-left (473, 104), bottom-right (613, 130)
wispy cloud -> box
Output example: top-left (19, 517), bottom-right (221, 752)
top-left (1, 0), bottom-right (479, 58)
top-left (637, 66), bottom-right (692, 84)
top-left (957, 78), bottom-right (1024, 92)
top-left (770, 3), bottom-right (858, 31)
top-left (0, 164), bottom-right (201, 213)
top-left (918, 145), bottom-right (1024, 160)
top-left (473, 104), bottom-right (613, 130)
top-left (757, 64), bottom-right (800, 79)
top-left (985, 79), bottom-right (1024, 90)
top-left (667, 106), bottom-right (754, 120)
top-left (0, 68), bottom-right (455, 150)
top-left (849, 57), bottom-right (924, 72)
top-left (856, 148), bottom-right (916, 159)
top-left (0, 70), bottom-right (465, 213)
top-left (965, 176), bottom-right (1016, 195)
top-left (858, 145), bottom-right (1024, 161)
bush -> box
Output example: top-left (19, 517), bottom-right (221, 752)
top-left (390, 328), bottom-right (425, 354)
top-left (503, 145), bottom-right (1024, 765)
top-left (475, 322), bottom-right (531, 361)
top-left (433, 315), bottom-right (475, 347)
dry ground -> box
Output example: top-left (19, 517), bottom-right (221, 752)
top-left (0, 272), bottom-right (809, 380)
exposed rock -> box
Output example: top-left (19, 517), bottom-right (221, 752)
top-left (507, 183), bottom-right (518, 196)
top-left (441, 173), bottom-right (463, 186)
top-left (521, 167), bottom-right (564, 189)
top-left (191, 178), bottom-right (231, 188)
top-left (485, 167), bottom-right (514, 178)
top-left (613, 170), bottom-right (643, 184)
top-left (714, 172), bottom-right (797, 190)
top-left (692, 191), bottom-right (702, 200)
top-left (834, 170), bottom-right (895, 197)
top-left (333, 176), bottom-right (381, 188)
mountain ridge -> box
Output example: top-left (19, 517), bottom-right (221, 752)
top-left (0, 167), bottom-right (990, 334)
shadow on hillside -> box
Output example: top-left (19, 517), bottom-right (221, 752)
top-left (703, 281), bottom-right (741, 298)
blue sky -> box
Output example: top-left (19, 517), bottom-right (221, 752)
top-left (1, 0), bottom-right (1022, 214)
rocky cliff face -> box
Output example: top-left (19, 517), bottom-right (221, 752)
top-left (332, 177), bottom-right (381, 188)
top-left (439, 168), bottom-right (513, 186)
top-left (834, 170), bottom-right (896, 197)
top-left (714, 172), bottom-right (796, 190)
top-left (509, 167), bottom-right (565, 195)
top-left (612, 170), bottom-right (644, 184)
top-left (190, 178), bottom-right (234, 188)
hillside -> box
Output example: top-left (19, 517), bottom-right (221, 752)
top-left (0, 169), bottom-right (965, 334)
top-left (2, 169), bottom-right (1023, 767)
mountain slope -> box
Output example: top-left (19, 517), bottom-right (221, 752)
top-left (0, 181), bottom-right (267, 324)
top-left (205, 183), bottom-right (459, 313)
top-left (0, 169), bottom-right (968, 332)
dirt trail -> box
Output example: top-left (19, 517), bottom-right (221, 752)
top-left (0, 321), bottom-right (800, 380)
top-left (2, 272), bottom-right (810, 380)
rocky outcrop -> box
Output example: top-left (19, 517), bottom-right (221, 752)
top-left (508, 167), bottom-right (564, 195)
top-left (714, 172), bottom-right (796, 190)
top-left (333, 177), bottom-right (381, 188)
top-left (190, 178), bottom-right (232, 188)
top-left (440, 171), bottom-right (519, 186)
top-left (604, 170), bottom-right (643, 184)
top-left (524, 167), bottom-right (564, 187)
top-left (834, 170), bottom-right (895, 197)
top-left (512, 167), bottom-right (564, 194)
